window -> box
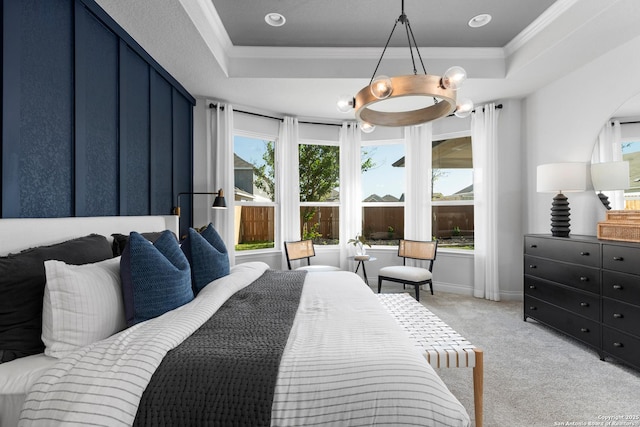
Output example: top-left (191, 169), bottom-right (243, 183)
top-left (298, 142), bottom-right (340, 245)
top-left (233, 135), bottom-right (277, 251)
top-left (361, 142), bottom-right (405, 245)
top-left (622, 140), bottom-right (640, 209)
top-left (431, 136), bottom-right (474, 249)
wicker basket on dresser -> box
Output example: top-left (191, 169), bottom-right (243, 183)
top-left (524, 234), bottom-right (640, 371)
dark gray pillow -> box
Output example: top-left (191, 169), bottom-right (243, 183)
top-left (111, 232), bottom-right (166, 257)
top-left (0, 234), bottom-right (113, 363)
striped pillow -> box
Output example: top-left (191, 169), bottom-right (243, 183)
top-left (42, 257), bottom-right (125, 358)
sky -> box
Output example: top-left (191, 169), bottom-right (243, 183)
top-left (234, 136), bottom-right (473, 199)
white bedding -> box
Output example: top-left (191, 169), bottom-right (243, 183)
top-left (0, 354), bottom-right (57, 426)
top-left (16, 266), bottom-right (469, 427)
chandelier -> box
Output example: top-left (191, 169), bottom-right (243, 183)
top-left (337, 0), bottom-right (473, 132)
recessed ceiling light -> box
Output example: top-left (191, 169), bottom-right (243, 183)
top-left (468, 14), bottom-right (492, 28)
top-left (265, 12), bottom-right (286, 27)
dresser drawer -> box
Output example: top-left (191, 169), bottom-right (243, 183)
top-left (524, 276), bottom-right (599, 321)
top-left (602, 327), bottom-right (640, 370)
top-left (602, 298), bottom-right (640, 337)
top-left (524, 236), bottom-right (600, 267)
top-left (603, 244), bottom-right (640, 275)
top-left (602, 270), bottom-right (640, 306)
top-left (524, 255), bottom-right (600, 294)
top-left (525, 296), bottom-right (601, 348)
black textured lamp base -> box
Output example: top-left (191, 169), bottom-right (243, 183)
top-left (598, 192), bottom-right (611, 210)
top-left (550, 192), bottom-right (570, 237)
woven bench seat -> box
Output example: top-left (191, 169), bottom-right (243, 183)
top-left (377, 293), bottom-right (484, 427)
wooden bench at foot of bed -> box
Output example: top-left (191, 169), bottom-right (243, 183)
top-left (377, 293), bottom-right (483, 427)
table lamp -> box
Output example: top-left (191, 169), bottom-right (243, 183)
top-left (590, 161), bottom-right (630, 210)
top-left (537, 163), bottom-right (588, 237)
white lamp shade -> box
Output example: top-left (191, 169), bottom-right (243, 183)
top-left (590, 161), bottom-right (630, 191)
top-left (537, 162), bottom-right (588, 193)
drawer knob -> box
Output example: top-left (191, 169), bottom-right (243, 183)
top-left (530, 244), bottom-right (537, 248)
top-left (529, 285), bottom-right (536, 290)
top-left (580, 328), bottom-right (589, 333)
top-left (580, 302), bottom-right (589, 307)
top-left (529, 306), bottom-right (537, 311)
top-left (613, 313), bottom-right (624, 319)
top-left (529, 264), bottom-right (537, 269)
top-left (612, 284), bottom-right (623, 290)
top-left (612, 256), bottom-right (624, 261)
top-left (580, 251), bottom-right (590, 256)
top-left (579, 276), bottom-right (589, 282)
top-left (613, 342), bottom-right (624, 348)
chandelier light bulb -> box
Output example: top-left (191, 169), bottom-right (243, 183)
top-left (370, 75), bottom-right (393, 99)
top-left (359, 121), bottom-right (376, 133)
top-left (442, 66), bottom-right (467, 91)
top-left (454, 98), bottom-right (474, 118)
top-left (336, 95), bottom-right (355, 113)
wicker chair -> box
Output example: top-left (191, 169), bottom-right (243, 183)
top-left (377, 239), bottom-right (438, 301)
top-left (284, 240), bottom-right (340, 272)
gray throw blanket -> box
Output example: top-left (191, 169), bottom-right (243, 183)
top-left (133, 269), bottom-right (307, 427)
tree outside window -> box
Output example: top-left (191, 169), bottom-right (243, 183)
top-left (234, 136), bottom-right (276, 251)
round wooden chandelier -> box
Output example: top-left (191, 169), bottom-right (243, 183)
top-left (337, 0), bottom-right (473, 131)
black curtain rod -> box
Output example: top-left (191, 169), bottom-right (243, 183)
top-left (208, 103), bottom-right (342, 127)
top-left (210, 102), bottom-right (503, 125)
top-left (446, 103), bottom-right (503, 118)
top-left (612, 120), bottom-right (640, 125)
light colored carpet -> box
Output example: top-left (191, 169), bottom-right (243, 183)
top-left (373, 285), bottom-right (640, 427)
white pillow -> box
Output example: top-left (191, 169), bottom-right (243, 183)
top-left (42, 257), bottom-right (125, 358)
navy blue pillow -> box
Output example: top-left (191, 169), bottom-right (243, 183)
top-left (181, 223), bottom-right (230, 294)
top-left (120, 231), bottom-right (193, 326)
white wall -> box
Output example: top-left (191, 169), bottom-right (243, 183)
top-left (524, 34), bottom-right (640, 236)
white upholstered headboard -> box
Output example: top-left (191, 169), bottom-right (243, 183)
top-left (0, 215), bottom-right (179, 256)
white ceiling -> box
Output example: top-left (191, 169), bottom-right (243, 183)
top-left (95, 0), bottom-right (640, 123)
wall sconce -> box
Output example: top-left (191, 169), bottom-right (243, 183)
top-left (172, 189), bottom-right (227, 216)
top-left (537, 163), bottom-right (588, 237)
top-left (590, 161), bottom-right (630, 210)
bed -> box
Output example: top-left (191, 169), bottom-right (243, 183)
top-left (0, 215), bottom-right (470, 427)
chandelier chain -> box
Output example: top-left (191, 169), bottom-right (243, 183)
top-left (369, 19), bottom-right (399, 84)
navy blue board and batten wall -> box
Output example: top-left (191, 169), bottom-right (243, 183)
top-left (1, 0), bottom-right (196, 238)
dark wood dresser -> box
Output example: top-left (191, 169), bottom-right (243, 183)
top-left (524, 234), bottom-right (640, 370)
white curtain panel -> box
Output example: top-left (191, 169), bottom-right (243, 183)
top-left (278, 117), bottom-right (301, 269)
top-left (471, 103), bottom-right (500, 301)
top-left (592, 120), bottom-right (624, 209)
top-left (404, 124), bottom-right (433, 269)
top-left (404, 124), bottom-right (433, 241)
top-left (209, 103), bottom-right (236, 265)
top-left (339, 123), bottom-right (362, 270)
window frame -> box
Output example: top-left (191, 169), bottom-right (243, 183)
top-left (360, 138), bottom-right (406, 247)
top-left (233, 130), bottom-right (280, 253)
top-left (431, 131), bottom-right (474, 251)
top-left (298, 137), bottom-right (341, 246)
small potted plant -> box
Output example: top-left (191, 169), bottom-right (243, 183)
top-left (348, 233), bottom-right (371, 257)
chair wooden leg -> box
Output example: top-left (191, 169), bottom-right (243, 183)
top-left (377, 277), bottom-right (382, 293)
top-left (414, 284), bottom-right (420, 301)
top-left (429, 280), bottom-right (434, 295)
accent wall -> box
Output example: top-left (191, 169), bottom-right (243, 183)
top-left (1, 0), bottom-right (195, 236)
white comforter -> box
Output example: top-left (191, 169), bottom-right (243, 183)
top-left (19, 263), bottom-right (469, 427)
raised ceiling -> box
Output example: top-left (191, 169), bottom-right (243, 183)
top-left (212, 0), bottom-right (556, 48)
top-left (95, 0), bottom-right (640, 123)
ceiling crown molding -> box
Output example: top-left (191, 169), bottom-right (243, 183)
top-left (505, 0), bottom-right (579, 56)
top-left (178, 0), bottom-right (234, 76)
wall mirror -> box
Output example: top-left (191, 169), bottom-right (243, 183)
top-left (591, 92), bottom-right (640, 210)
